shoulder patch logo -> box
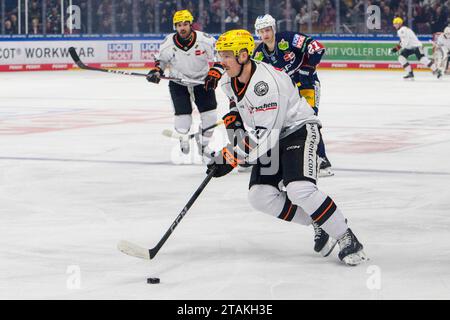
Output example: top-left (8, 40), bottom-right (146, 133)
top-left (254, 81), bottom-right (269, 96)
top-left (278, 39), bottom-right (289, 51)
top-left (254, 51), bottom-right (264, 61)
top-left (292, 34), bottom-right (306, 49)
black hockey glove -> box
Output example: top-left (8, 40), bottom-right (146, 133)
top-left (223, 109), bottom-right (256, 159)
top-left (206, 147), bottom-right (240, 178)
top-left (391, 44), bottom-right (401, 54)
top-left (146, 65), bottom-right (162, 84)
top-left (204, 62), bottom-right (225, 91)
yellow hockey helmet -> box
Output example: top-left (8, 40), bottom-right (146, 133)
top-left (173, 10), bottom-right (194, 26)
top-left (215, 29), bottom-right (255, 57)
top-left (392, 17), bottom-right (404, 25)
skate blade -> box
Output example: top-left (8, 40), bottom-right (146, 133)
top-left (342, 250), bottom-right (368, 266)
top-left (320, 238), bottom-right (338, 257)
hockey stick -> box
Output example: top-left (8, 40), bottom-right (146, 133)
top-left (68, 47), bottom-right (203, 85)
top-left (161, 120), bottom-right (224, 140)
top-left (117, 167), bottom-right (217, 260)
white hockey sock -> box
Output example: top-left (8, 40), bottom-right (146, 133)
top-left (420, 56), bottom-right (435, 70)
top-left (174, 114), bottom-right (192, 134)
top-left (399, 56), bottom-right (413, 73)
top-left (286, 181), bottom-right (348, 239)
top-left (198, 110), bottom-right (217, 147)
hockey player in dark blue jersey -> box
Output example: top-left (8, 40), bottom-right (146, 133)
top-left (252, 14), bottom-right (333, 178)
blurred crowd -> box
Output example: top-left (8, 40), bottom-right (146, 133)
top-left (1, 0), bottom-right (448, 35)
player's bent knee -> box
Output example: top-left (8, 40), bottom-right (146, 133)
top-left (248, 184), bottom-right (281, 213)
top-left (286, 180), bottom-right (317, 202)
top-left (398, 55), bottom-right (408, 65)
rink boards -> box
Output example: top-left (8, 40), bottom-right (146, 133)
top-left (0, 34), bottom-right (435, 72)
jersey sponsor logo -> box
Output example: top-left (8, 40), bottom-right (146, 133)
top-left (278, 39), bottom-right (289, 51)
top-left (140, 43), bottom-right (160, 60)
top-left (251, 102), bottom-right (278, 113)
top-left (195, 50), bottom-right (206, 55)
top-left (254, 81), bottom-right (269, 96)
top-left (283, 51), bottom-right (295, 62)
top-left (292, 34), bottom-right (306, 49)
top-left (108, 43), bottom-right (133, 60)
top-left (254, 51), bottom-right (264, 61)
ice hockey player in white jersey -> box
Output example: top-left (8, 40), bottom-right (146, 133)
top-left (206, 30), bottom-right (367, 266)
top-left (391, 17), bottom-right (441, 79)
top-left (146, 10), bottom-right (218, 156)
top-left (434, 26), bottom-right (450, 75)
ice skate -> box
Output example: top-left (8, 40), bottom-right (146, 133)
top-left (337, 228), bottom-right (367, 266)
top-left (319, 157), bottom-right (334, 177)
top-left (179, 136), bottom-right (190, 154)
top-left (403, 72), bottom-right (414, 80)
top-left (312, 222), bottom-right (337, 257)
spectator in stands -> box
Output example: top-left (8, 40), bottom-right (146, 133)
top-left (431, 3), bottom-right (449, 33)
top-left (47, 7), bottom-right (61, 34)
top-left (4, 20), bottom-right (14, 35)
top-left (321, 0), bottom-right (336, 32)
top-left (9, 14), bottom-right (18, 33)
top-left (30, 18), bottom-right (41, 34)
top-left (224, 10), bottom-right (240, 30)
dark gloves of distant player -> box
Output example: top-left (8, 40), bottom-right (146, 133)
top-left (146, 65), bottom-right (162, 84)
top-left (206, 147), bottom-right (240, 177)
top-left (391, 45), bottom-right (401, 53)
top-left (204, 62), bottom-right (225, 91)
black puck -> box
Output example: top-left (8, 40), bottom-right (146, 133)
top-left (147, 277), bottom-right (160, 284)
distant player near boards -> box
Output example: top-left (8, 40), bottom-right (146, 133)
top-left (251, 14), bottom-right (333, 177)
top-left (391, 17), bottom-right (441, 79)
top-left (433, 26), bottom-right (450, 75)
top-left (146, 10), bottom-right (218, 157)
top-left (206, 29), bottom-right (367, 266)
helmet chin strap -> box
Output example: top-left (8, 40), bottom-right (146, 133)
top-left (235, 56), bottom-right (250, 78)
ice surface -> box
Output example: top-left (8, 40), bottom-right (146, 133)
top-left (0, 69), bottom-right (449, 299)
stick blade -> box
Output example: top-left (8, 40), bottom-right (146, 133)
top-left (162, 129), bottom-right (186, 140)
top-left (117, 240), bottom-right (151, 260)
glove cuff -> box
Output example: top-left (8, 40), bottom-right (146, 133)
top-left (221, 148), bottom-right (240, 168)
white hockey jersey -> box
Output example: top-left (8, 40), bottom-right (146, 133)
top-left (397, 26), bottom-right (422, 49)
top-left (436, 33), bottom-right (450, 51)
top-left (156, 31), bottom-right (216, 85)
top-left (220, 60), bottom-right (320, 163)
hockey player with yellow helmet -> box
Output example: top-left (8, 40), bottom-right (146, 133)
top-left (146, 10), bottom-right (219, 157)
top-left (391, 17), bottom-right (441, 79)
top-left (207, 30), bottom-right (368, 266)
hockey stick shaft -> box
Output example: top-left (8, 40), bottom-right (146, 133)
top-left (148, 167), bottom-right (217, 259)
top-left (162, 120), bottom-right (224, 140)
top-left (68, 47), bottom-right (203, 84)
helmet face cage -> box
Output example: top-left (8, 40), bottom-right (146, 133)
top-left (254, 14), bottom-right (276, 36)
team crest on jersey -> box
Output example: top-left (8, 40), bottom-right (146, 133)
top-left (254, 51), bottom-right (264, 61)
top-left (292, 34), bottom-right (306, 49)
top-left (254, 81), bottom-right (269, 96)
top-left (278, 39), bottom-right (289, 51)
